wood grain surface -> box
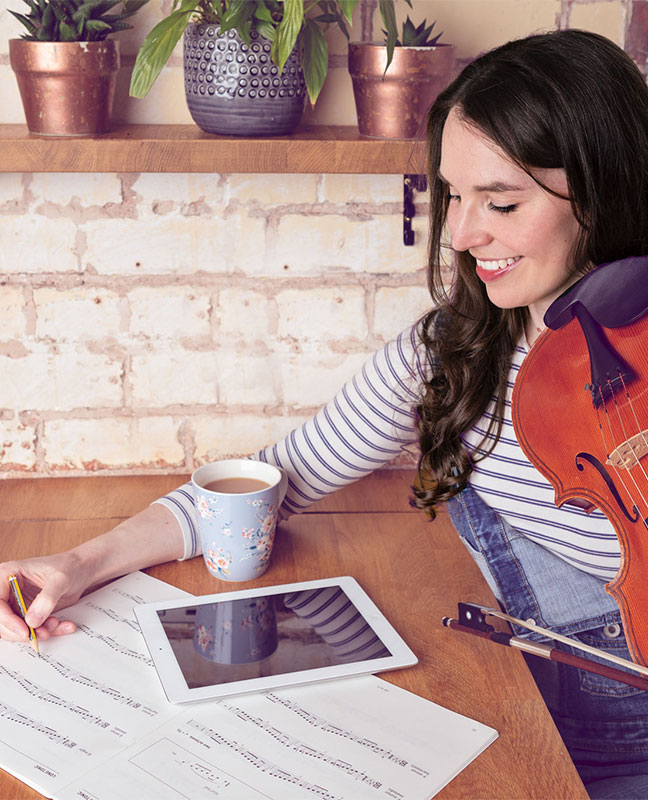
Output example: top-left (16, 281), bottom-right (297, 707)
top-left (0, 471), bottom-right (588, 799)
top-left (0, 124), bottom-right (427, 175)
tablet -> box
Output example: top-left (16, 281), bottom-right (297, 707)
top-left (134, 576), bottom-right (418, 703)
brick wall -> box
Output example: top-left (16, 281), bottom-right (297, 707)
top-left (1, 0), bottom-right (646, 477)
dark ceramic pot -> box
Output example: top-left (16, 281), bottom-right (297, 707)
top-left (184, 24), bottom-right (306, 136)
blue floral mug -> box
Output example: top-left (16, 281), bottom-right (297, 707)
top-left (191, 459), bottom-right (288, 582)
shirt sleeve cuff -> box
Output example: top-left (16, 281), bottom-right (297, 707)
top-left (151, 482), bottom-right (200, 561)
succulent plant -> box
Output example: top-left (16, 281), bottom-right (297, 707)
top-left (9, 0), bottom-right (149, 42)
top-left (394, 16), bottom-right (443, 47)
top-left (379, 0), bottom-right (446, 72)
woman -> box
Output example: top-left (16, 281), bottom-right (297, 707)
top-left (2, 29), bottom-right (648, 797)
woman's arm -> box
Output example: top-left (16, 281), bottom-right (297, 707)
top-left (155, 325), bottom-right (427, 558)
top-left (0, 322), bottom-right (431, 642)
top-left (0, 503), bottom-right (183, 642)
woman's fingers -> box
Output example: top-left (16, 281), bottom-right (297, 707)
top-left (0, 556), bottom-right (84, 642)
top-left (42, 616), bottom-right (77, 637)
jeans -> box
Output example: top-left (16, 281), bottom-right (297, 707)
top-left (446, 485), bottom-right (648, 799)
top-left (524, 625), bottom-right (648, 799)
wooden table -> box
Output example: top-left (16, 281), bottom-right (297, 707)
top-left (0, 471), bottom-right (588, 799)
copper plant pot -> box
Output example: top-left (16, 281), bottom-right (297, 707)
top-left (348, 42), bottom-right (456, 140)
top-left (9, 39), bottom-right (120, 137)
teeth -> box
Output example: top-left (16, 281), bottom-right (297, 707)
top-left (475, 256), bottom-right (520, 271)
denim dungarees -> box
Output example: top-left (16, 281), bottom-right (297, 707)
top-left (447, 483), bottom-right (648, 799)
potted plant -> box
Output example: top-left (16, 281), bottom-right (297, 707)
top-left (348, 4), bottom-right (456, 139)
top-left (129, 0), bottom-right (358, 137)
top-left (9, 0), bottom-right (148, 137)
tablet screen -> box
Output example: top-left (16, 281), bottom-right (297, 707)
top-left (136, 577), bottom-right (417, 702)
top-left (157, 585), bottom-right (392, 690)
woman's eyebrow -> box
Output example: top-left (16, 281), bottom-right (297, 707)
top-left (437, 171), bottom-right (525, 193)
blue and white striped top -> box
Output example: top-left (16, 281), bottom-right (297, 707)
top-left (154, 325), bottom-right (620, 581)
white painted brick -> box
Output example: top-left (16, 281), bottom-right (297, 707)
top-left (215, 289), bottom-right (275, 340)
top-left (373, 286), bottom-right (433, 340)
top-left (133, 173), bottom-right (225, 207)
top-left (228, 174), bottom-right (318, 205)
top-left (0, 417), bottom-right (36, 470)
top-left (30, 174), bottom-right (122, 207)
top-left (44, 417), bottom-right (184, 469)
top-left (84, 213), bottom-right (266, 274)
top-left (278, 344), bottom-right (369, 407)
top-left (271, 214), bottom-right (367, 274)
top-left (0, 345), bottom-right (121, 411)
top-left (215, 351), bottom-right (279, 406)
top-left (0, 286), bottom-right (27, 339)
top-left (35, 288), bottom-right (122, 340)
top-left (53, 351), bottom-right (123, 409)
top-left (0, 348), bottom-right (122, 410)
top-left (0, 349), bottom-right (52, 409)
top-left (321, 175), bottom-right (401, 205)
top-left (129, 286), bottom-right (211, 339)
top-left (277, 287), bottom-right (367, 341)
top-left (192, 413), bottom-right (309, 462)
top-left (3, 216), bottom-right (78, 273)
top-left (0, 174), bottom-right (25, 204)
top-left (130, 349), bottom-right (220, 406)
top-left (365, 214), bottom-right (428, 274)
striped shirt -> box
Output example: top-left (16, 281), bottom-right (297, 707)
top-left (155, 325), bottom-right (620, 580)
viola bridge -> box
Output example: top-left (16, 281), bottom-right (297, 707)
top-left (606, 430), bottom-right (648, 470)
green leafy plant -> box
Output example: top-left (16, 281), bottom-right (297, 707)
top-left (9, 0), bottom-right (149, 42)
top-left (130, 0), bottom-right (358, 106)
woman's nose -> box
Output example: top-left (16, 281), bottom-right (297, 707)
top-left (448, 206), bottom-right (492, 252)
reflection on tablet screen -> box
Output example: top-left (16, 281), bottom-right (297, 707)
top-left (156, 586), bottom-right (392, 690)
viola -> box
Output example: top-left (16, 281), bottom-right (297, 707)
top-left (511, 255), bottom-right (648, 666)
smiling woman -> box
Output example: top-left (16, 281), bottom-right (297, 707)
top-left (3, 28), bottom-right (648, 800)
top-left (440, 107), bottom-right (582, 334)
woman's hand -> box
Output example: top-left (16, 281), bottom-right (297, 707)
top-left (0, 551), bottom-right (86, 642)
top-left (0, 502), bottom-right (185, 645)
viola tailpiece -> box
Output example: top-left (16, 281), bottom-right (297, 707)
top-left (512, 254), bottom-right (648, 667)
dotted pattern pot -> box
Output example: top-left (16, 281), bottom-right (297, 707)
top-left (184, 24), bottom-right (306, 137)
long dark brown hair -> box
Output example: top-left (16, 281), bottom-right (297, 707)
top-left (413, 29), bottom-right (648, 513)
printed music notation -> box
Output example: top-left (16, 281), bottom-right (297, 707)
top-left (185, 717), bottom-right (344, 800)
top-left (0, 572), bottom-right (497, 800)
top-left (261, 693), bottom-right (421, 771)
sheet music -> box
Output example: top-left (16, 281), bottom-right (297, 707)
top-left (0, 572), bottom-right (497, 800)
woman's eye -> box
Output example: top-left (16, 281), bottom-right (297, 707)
top-left (489, 202), bottom-right (517, 214)
top-left (448, 193), bottom-right (460, 203)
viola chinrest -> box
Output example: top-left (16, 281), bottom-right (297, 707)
top-left (545, 255), bottom-right (648, 330)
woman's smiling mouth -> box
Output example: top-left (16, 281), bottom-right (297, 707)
top-left (475, 256), bottom-right (522, 282)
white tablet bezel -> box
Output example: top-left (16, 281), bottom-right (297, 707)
top-left (134, 576), bottom-right (418, 703)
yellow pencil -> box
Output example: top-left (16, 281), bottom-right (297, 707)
top-left (8, 575), bottom-right (39, 654)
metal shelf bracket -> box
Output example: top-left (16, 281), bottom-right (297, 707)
top-left (403, 174), bottom-right (428, 246)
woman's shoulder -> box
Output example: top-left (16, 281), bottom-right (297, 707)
top-left (374, 316), bottom-right (437, 391)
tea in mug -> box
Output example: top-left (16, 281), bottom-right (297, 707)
top-left (203, 477), bottom-right (271, 494)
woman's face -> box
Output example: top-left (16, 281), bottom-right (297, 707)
top-left (440, 107), bottom-right (583, 329)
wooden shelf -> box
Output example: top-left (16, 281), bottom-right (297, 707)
top-left (0, 123), bottom-right (427, 174)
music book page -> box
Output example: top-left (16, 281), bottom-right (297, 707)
top-left (0, 572), bottom-right (497, 800)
